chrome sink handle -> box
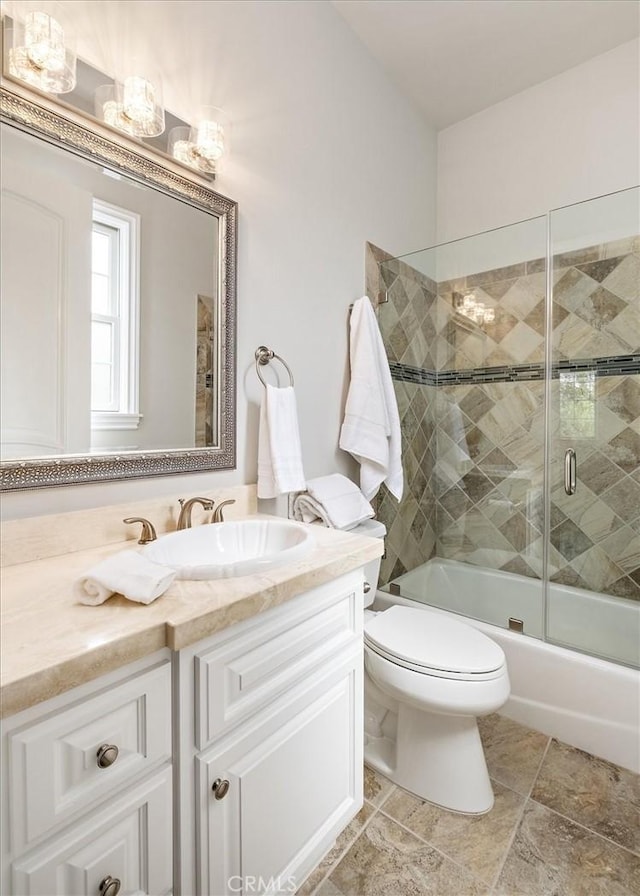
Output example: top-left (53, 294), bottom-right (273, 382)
top-left (123, 517), bottom-right (157, 544)
top-left (212, 499), bottom-right (236, 523)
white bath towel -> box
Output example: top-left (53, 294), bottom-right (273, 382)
top-left (74, 550), bottom-right (177, 606)
top-left (339, 296), bottom-right (403, 501)
top-left (257, 384), bottom-right (306, 498)
top-left (292, 474), bottom-right (374, 530)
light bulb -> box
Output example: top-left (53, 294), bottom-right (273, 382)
top-left (195, 119), bottom-right (225, 162)
top-left (172, 139), bottom-right (196, 165)
top-left (463, 294), bottom-right (476, 312)
top-left (102, 100), bottom-right (136, 135)
top-left (123, 76), bottom-right (156, 125)
top-left (8, 46), bottom-right (43, 87)
top-left (24, 11), bottom-right (65, 72)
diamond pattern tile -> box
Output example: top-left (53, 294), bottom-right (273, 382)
top-left (604, 377), bottom-right (640, 424)
top-left (550, 519), bottom-right (594, 561)
top-left (600, 477), bottom-right (640, 525)
top-left (577, 451), bottom-right (626, 494)
top-left (369, 239), bottom-right (639, 602)
top-left (575, 256), bottom-right (625, 283)
top-left (608, 427), bottom-right (640, 474)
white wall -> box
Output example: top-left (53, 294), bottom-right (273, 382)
top-left (437, 39), bottom-right (640, 246)
top-left (2, 0), bottom-right (437, 518)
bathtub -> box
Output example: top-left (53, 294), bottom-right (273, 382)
top-left (374, 559), bottom-right (640, 773)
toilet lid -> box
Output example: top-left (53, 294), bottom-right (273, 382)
top-left (364, 606), bottom-right (505, 675)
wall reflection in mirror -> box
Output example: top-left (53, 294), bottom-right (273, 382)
top-left (1, 122), bottom-right (219, 460)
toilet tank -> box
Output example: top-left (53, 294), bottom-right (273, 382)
top-left (350, 519), bottom-right (386, 608)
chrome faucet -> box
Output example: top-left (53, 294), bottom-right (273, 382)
top-left (177, 496), bottom-right (214, 530)
top-left (212, 499), bottom-right (236, 523)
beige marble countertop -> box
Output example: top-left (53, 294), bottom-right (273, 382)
top-left (0, 516), bottom-right (382, 718)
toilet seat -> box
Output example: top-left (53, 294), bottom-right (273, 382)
top-left (364, 606), bottom-right (506, 681)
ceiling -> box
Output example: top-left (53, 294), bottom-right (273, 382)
top-left (331, 0), bottom-right (640, 129)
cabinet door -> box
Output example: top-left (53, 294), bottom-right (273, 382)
top-left (11, 768), bottom-right (172, 896)
top-left (197, 658), bottom-right (362, 896)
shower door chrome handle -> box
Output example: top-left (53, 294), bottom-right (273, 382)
top-left (564, 449), bottom-right (577, 496)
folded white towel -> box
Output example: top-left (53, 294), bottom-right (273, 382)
top-left (339, 296), bottom-right (403, 501)
top-left (292, 474), bottom-right (374, 530)
top-left (74, 550), bottom-right (177, 606)
top-left (257, 383), bottom-right (306, 499)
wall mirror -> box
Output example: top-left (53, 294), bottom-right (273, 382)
top-left (0, 70), bottom-right (237, 490)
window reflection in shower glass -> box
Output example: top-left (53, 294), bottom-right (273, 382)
top-left (558, 371), bottom-right (596, 439)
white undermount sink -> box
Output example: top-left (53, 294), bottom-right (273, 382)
top-left (143, 518), bottom-right (314, 580)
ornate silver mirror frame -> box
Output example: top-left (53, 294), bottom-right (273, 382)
top-left (0, 83), bottom-right (237, 490)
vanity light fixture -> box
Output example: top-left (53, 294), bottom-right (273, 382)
top-left (7, 5), bottom-right (76, 94)
top-left (95, 72), bottom-right (165, 138)
top-left (454, 292), bottom-right (495, 326)
top-left (168, 106), bottom-right (229, 174)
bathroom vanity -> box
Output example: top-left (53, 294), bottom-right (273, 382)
top-left (0, 502), bottom-right (381, 896)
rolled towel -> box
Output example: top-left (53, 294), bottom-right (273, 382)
top-left (292, 474), bottom-right (374, 530)
top-left (74, 550), bottom-right (177, 606)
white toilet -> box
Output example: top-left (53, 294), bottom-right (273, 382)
top-left (354, 520), bottom-right (510, 815)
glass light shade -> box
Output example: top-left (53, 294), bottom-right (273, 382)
top-left (24, 10), bottom-right (65, 69)
top-left (123, 76), bottom-right (158, 127)
top-left (95, 78), bottom-right (165, 138)
top-left (7, 6), bottom-right (76, 94)
top-left (168, 107), bottom-right (229, 174)
top-left (193, 112), bottom-right (226, 162)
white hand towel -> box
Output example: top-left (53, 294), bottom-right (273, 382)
top-left (339, 296), bottom-right (403, 501)
top-left (257, 383), bottom-right (306, 499)
top-left (74, 550), bottom-right (177, 606)
top-left (292, 474), bottom-right (374, 530)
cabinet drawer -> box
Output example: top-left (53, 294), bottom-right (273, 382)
top-left (194, 572), bottom-right (362, 749)
top-left (7, 658), bottom-right (171, 853)
top-left (11, 767), bottom-right (172, 896)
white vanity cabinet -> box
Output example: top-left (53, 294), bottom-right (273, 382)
top-left (1, 567), bottom-right (367, 896)
top-left (175, 569), bottom-right (365, 896)
top-left (1, 651), bottom-right (173, 896)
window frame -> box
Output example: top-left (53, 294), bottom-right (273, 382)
top-left (90, 199), bottom-right (142, 431)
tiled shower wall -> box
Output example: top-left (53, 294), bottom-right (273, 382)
top-left (367, 236), bottom-right (640, 601)
top-left (365, 243), bottom-right (437, 586)
top-left (549, 241), bottom-right (640, 600)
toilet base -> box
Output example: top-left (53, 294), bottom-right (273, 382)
top-left (364, 702), bottom-right (494, 815)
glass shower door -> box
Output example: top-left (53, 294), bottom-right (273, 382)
top-left (547, 187), bottom-right (640, 667)
top-left (375, 215), bottom-right (548, 636)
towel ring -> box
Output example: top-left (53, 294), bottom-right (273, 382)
top-left (254, 345), bottom-right (295, 387)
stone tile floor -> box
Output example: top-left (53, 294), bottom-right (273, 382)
top-left (297, 714), bottom-right (640, 895)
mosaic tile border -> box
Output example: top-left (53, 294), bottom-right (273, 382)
top-left (388, 362), bottom-right (437, 387)
top-left (390, 354), bottom-right (640, 387)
